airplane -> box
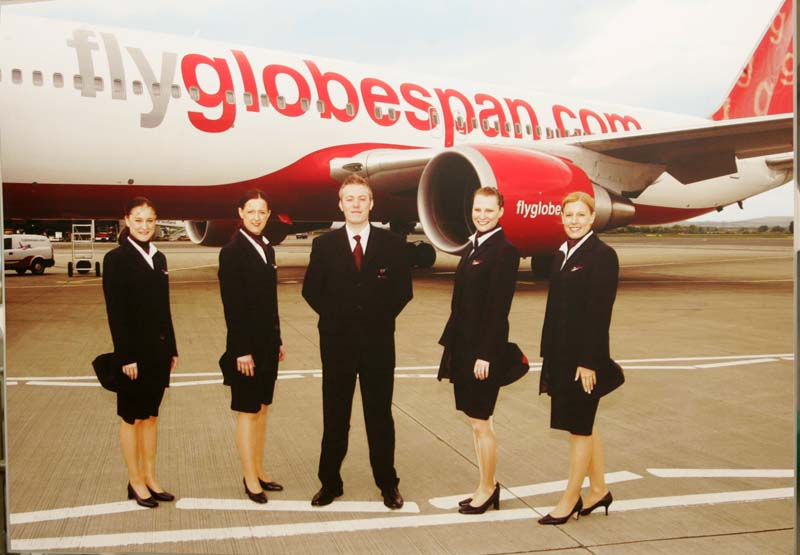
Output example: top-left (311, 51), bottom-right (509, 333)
top-left (0, 0), bottom-right (793, 275)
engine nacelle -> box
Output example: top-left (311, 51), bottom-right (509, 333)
top-left (417, 145), bottom-right (634, 256)
top-left (185, 220), bottom-right (239, 246)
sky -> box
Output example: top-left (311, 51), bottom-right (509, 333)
top-left (2, 0), bottom-right (794, 222)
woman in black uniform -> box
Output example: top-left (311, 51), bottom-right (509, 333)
top-left (102, 197), bottom-right (178, 508)
top-left (219, 190), bottom-right (285, 504)
top-left (438, 187), bottom-right (520, 515)
top-left (537, 191), bottom-right (623, 525)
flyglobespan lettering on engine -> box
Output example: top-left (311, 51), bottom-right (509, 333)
top-left (516, 200), bottom-right (562, 219)
top-left (66, 29), bottom-right (643, 146)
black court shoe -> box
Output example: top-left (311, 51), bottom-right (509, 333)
top-left (243, 478), bottom-right (268, 504)
top-left (258, 478), bottom-right (284, 492)
top-left (538, 497), bottom-right (583, 525)
top-left (127, 483), bottom-right (158, 508)
top-left (579, 491), bottom-right (613, 516)
top-left (458, 483), bottom-right (500, 514)
top-left (458, 497), bottom-right (472, 507)
top-left (147, 486), bottom-right (175, 502)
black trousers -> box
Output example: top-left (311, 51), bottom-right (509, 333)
top-left (318, 333), bottom-right (398, 492)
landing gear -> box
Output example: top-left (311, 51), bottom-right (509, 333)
top-left (405, 241), bottom-right (436, 269)
top-left (531, 255), bottom-right (554, 279)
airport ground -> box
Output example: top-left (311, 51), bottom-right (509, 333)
top-left (2, 235), bottom-right (795, 554)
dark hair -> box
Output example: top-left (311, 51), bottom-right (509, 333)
top-left (473, 186), bottom-right (504, 208)
top-left (119, 196), bottom-right (157, 244)
top-left (238, 189), bottom-right (271, 210)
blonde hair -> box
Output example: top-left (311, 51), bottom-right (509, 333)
top-left (561, 191), bottom-right (595, 213)
top-left (473, 186), bottom-right (504, 208)
top-left (339, 174), bottom-right (373, 199)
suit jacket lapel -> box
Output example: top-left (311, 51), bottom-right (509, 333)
top-left (361, 225), bottom-right (380, 271)
top-left (472, 228), bottom-right (504, 261)
top-left (560, 233), bottom-right (598, 273)
top-left (335, 227), bottom-right (359, 273)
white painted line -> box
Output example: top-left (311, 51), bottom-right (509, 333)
top-left (26, 381), bottom-right (101, 388)
top-left (10, 501), bottom-right (147, 525)
top-left (648, 468), bottom-right (794, 478)
top-left (7, 381), bottom-right (18, 386)
top-left (695, 358), bottom-right (777, 369)
top-left (170, 379), bottom-right (223, 387)
top-left (616, 353), bottom-right (792, 363)
top-left (621, 365), bottom-right (697, 370)
top-left (9, 509), bottom-right (538, 551)
top-left (12, 487), bottom-right (794, 551)
top-left (429, 471), bottom-right (642, 509)
top-left (277, 375), bottom-right (304, 380)
top-left (602, 487), bottom-right (793, 513)
top-left (18, 375), bottom-right (97, 381)
top-left (176, 498), bottom-right (420, 513)
top-left (396, 374), bottom-right (437, 379)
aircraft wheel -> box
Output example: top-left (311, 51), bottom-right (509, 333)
top-left (95, 262), bottom-right (102, 277)
top-left (416, 243), bottom-right (436, 269)
top-left (67, 262), bottom-right (74, 277)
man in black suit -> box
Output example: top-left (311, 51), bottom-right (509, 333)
top-left (302, 174), bottom-right (413, 509)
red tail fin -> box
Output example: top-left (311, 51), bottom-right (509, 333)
top-left (711, 0), bottom-right (794, 119)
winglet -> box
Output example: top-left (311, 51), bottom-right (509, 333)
top-left (711, 0), bottom-right (794, 120)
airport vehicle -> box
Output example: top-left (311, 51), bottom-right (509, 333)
top-left (0, 0), bottom-right (793, 273)
top-left (3, 233), bottom-right (55, 275)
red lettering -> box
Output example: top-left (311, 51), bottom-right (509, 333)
top-left (262, 64), bottom-right (311, 117)
top-left (435, 88), bottom-right (476, 147)
top-left (305, 60), bottom-right (359, 122)
top-left (552, 104), bottom-right (576, 137)
top-left (580, 108), bottom-right (608, 134)
top-left (361, 78), bottom-right (400, 127)
top-left (181, 53), bottom-right (236, 133)
top-left (475, 93), bottom-right (508, 138)
top-left (505, 98), bottom-right (540, 139)
top-left (401, 83), bottom-right (434, 131)
top-left (232, 50), bottom-right (259, 113)
top-left (604, 112), bottom-right (641, 131)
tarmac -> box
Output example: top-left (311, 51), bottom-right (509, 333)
top-left (3, 234), bottom-right (795, 554)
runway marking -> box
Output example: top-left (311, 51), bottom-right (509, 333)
top-left (10, 501), bottom-right (147, 525)
top-left (428, 471), bottom-right (642, 509)
top-left (648, 468), bottom-right (794, 478)
top-left (623, 279), bottom-right (792, 284)
top-left (623, 255), bottom-right (791, 269)
top-left (176, 498), bottom-right (420, 513)
top-left (9, 354), bottom-right (791, 387)
top-left (10, 487), bottom-right (793, 551)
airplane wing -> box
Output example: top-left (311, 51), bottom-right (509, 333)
top-left (331, 113), bottom-right (793, 197)
top-left (572, 113), bottom-right (793, 184)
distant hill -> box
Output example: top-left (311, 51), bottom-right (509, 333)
top-left (685, 216), bottom-right (792, 228)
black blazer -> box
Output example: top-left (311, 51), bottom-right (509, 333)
top-left (302, 226), bottom-right (412, 338)
top-left (218, 231), bottom-right (282, 360)
top-left (102, 240), bottom-right (178, 379)
top-left (539, 233), bottom-right (620, 396)
top-left (438, 229), bottom-right (520, 381)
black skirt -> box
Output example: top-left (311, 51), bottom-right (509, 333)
top-left (116, 352), bottom-right (171, 425)
top-left (224, 343), bottom-right (280, 413)
top-left (450, 349), bottom-right (500, 420)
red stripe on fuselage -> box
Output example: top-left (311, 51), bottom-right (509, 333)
top-left (631, 203), bottom-right (714, 225)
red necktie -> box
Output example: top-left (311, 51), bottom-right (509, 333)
top-left (353, 235), bottom-right (363, 271)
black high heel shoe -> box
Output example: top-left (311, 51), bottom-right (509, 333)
top-left (258, 478), bottom-right (284, 492)
top-left (458, 484), bottom-right (500, 514)
top-left (580, 491), bottom-right (612, 516)
top-left (243, 478), bottom-right (268, 504)
top-left (147, 486), bottom-right (176, 502)
top-left (127, 483), bottom-right (158, 508)
top-left (538, 497), bottom-right (583, 525)
top-left (458, 497), bottom-right (472, 507)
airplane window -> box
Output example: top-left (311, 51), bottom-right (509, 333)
top-left (388, 107), bottom-right (397, 121)
top-left (73, 74), bottom-right (82, 89)
top-left (243, 92), bottom-right (253, 107)
top-left (112, 78), bottom-right (123, 93)
top-left (151, 82), bottom-right (161, 96)
top-left (345, 103), bottom-right (355, 117)
top-left (493, 121), bottom-right (500, 132)
top-left (514, 123), bottom-right (522, 135)
top-left (546, 127), bottom-right (554, 139)
top-left (276, 96), bottom-right (287, 109)
top-left (189, 86), bottom-right (200, 101)
top-left (525, 124), bottom-right (532, 136)
top-left (430, 111), bottom-right (440, 127)
top-left (12, 69), bottom-right (22, 84)
top-left (32, 71), bottom-right (43, 86)
top-left (301, 98), bottom-right (310, 112)
top-left (481, 119), bottom-right (490, 131)
top-left (535, 125), bottom-right (542, 138)
top-left (225, 90), bottom-right (235, 104)
top-left (94, 76), bottom-right (104, 92)
top-left (3, 238), bottom-right (10, 250)
top-left (504, 122), bottom-right (512, 134)
top-left (132, 80), bottom-right (143, 95)
top-left (316, 99), bottom-right (325, 113)
top-left (261, 94), bottom-right (270, 107)
top-left (171, 84), bottom-right (181, 99)
top-left (555, 128), bottom-right (562, 138)
top-left (574, 128), bottom-right (582, 136)
top-left (455, 115), bottom-right (465, 129)
top-left (374, 106), bottom-right (383, 119)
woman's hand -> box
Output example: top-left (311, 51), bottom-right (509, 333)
top-left (575, 366), bottom-right (596, 394)
top-left (122, 362), bottom-right (138, 380)
top-left (170, 356), bottom-right (178, 373)
top-left (474, 359), bottom-right (490, 381)
top-left (278, 345), bottom-right (286, 362)
top-left (236, 354), bottom-right (255, 376)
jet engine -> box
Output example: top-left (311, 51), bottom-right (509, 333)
top-left (185, 220), bottom-right (240, 247)
top-left (417, 145), bottom-right (634, 256)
